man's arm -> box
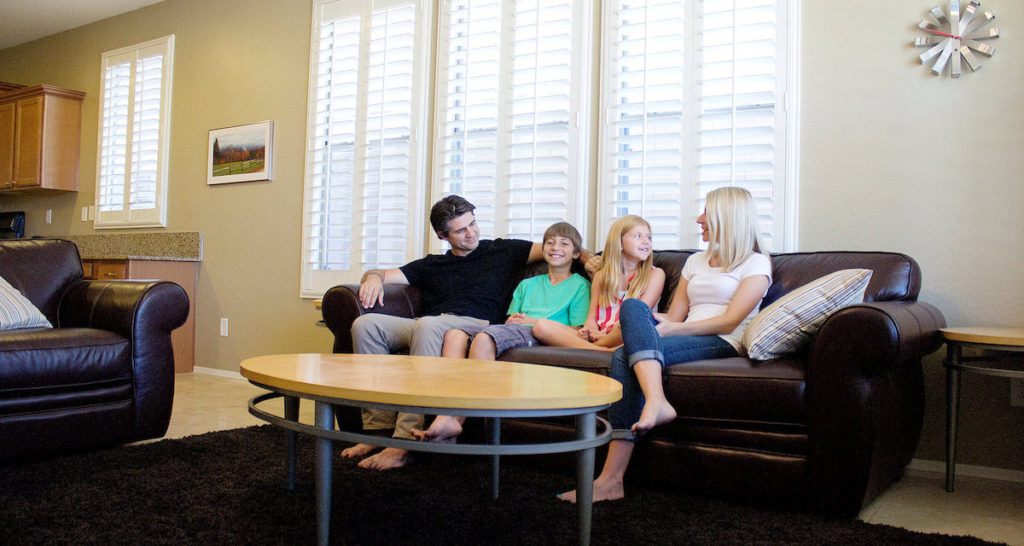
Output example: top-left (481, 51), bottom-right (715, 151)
top-left (358, 267), bottom-right (409, 309)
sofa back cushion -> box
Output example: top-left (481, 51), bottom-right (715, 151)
top-left (0, 239), bottom-right (84, 325)
top-left (516, 249), bottom-right (920, 316)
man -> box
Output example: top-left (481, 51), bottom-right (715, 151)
top-left (344, 195), bottom-right (594, 470)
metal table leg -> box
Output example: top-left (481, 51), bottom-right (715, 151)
top-left (945, 343), bottom-right (962, 492)
top-left (284, 396), bottom-right (299, 490)
top-left (489, 417), bottom-right (501, 500)
top-left (575, 412), bottom-right (596, 546)
top-left (314, 401), bottom-right (335, 546)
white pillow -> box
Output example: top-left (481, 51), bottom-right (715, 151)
top-left (0, 274), bottom-right (53, 330)
top-left (742, 269), bottom-right (872, 361)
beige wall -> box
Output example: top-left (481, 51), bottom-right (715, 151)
top-left (800, 1), bottom-right (1024, 471)
top-left (1, 0), bottom-right (1020, 471)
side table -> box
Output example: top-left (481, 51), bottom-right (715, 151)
top-left (941, 327), bottom-right (1024, 492)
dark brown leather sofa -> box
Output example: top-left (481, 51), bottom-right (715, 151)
top-left (321, 250), bottom-right (945, 516)
top-left (0, 239), bottom-right (189, 462)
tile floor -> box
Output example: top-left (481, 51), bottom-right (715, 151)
top-left (165, 372), bottom-right (1024, 545)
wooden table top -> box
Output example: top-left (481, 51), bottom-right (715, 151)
top-left (240, 353), bottom-right (622, 411)
top-left (940, 327), bottom-right (1024, 347)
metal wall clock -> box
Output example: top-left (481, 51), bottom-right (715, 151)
top-left (914, 0), bottom-right (999, 77)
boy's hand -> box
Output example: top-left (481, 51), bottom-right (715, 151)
top-left (584, 255), bottom-right (602, 275)
top-left (506, 313), bottom-right (536, 325)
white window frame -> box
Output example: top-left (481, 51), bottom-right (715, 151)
top-left (300, 0), bottom-right (799, 297)
top-left (595, 0), bottom-right (797, 253)
top-left (299, 0), bottom-right (432, 297)
top-left (94, 35), bottom-right (174, 229)
top-left (427, 0), bottom-right (593, 254)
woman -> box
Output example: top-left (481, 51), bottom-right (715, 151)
top-left (558, 187), bottom-right (772, 503)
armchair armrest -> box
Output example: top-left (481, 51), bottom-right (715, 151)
top-left (804, 300), bottom-right (945, 515)
top-left (59, 279), bottom-right (189, 437)
top-left (321, 283), bottom-right (422, 353)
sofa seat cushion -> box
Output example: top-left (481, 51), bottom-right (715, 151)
top-left (0, 328), bottom-right (131, 397)
top-left (663, 356), bottom-right (805, 424)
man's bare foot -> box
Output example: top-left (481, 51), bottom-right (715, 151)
top-left (340, 443), bottom-right (380, 459)
top-left (557, 477), bottom-right (624, 503)
top-left (631, 398), bottom-right (677, 434)
top-left (410, 416), bottom-right (463, 443)
top-left (357, 447), bottom-right (411, 470)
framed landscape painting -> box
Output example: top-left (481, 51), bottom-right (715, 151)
top-left (207, 121), bottom-right (274, 185)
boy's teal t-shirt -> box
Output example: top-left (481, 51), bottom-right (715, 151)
top-left (506, 272), bottom-right (590, 327)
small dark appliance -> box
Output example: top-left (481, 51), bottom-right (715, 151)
top-left (0, 211), bottom-right (26, 239)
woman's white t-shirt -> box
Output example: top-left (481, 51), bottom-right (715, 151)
top-left (681, 251), bottom-right (772, 352)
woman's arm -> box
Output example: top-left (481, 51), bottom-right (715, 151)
top-left (656, 275), bottom-right (770, 337)
top-left (658, 275), bottom-right (690, 323)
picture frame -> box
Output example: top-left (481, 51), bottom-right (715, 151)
top-left (207, 121), bottom-right (274, 185)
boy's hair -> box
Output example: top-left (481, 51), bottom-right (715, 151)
top-left (429, 195), bottom-right (476, 237)
top-left (542, 222), bottom-right (583, 254)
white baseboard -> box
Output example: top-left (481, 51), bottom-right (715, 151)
top-left (191, 366), bottom-right (245, 380)
top-left (908, 458), bottom-right (1024, 483)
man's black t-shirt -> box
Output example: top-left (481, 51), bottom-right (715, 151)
top-left (399, 238), bottom-right (533, 324)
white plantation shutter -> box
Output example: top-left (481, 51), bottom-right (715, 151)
top-left (698, 0), bottom-right (785, 250)
top-left (600, 0), bottom-right (688, 250)
top-left (301, 0), bottom-right (428, 296)
top-left (95, 35), bottom-right (173, 228)
top-left (433, 0), bottom-right (586, 249)
top-left (599, 0), bottom-right (788, 251)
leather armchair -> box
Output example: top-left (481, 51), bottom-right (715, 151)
top-left (0, 239), bottom-right (188, 462)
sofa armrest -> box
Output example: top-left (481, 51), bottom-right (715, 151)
top-left (804, 300), bottom-right (945, 515)
top-left (321, 283), bottom-right (422, 353)
top-left (59, 279), bottom-right (189, 438)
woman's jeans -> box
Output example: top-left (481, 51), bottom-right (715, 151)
top-left (608, 298), bottom-right (738, 437)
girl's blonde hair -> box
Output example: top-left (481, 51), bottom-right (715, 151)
top-left (704, 187), bottom-right (767, 272)
top-left (598, 215), bottom-right (655, 307)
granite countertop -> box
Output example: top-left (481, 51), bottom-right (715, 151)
top-left (65, 232), bottom-right (202, 261)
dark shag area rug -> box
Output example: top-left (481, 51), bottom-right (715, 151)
top-left (0, 425), bottom-right (1001, 545)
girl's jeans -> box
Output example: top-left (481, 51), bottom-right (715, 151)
top-left (608, 298), bottom-right (738, 436)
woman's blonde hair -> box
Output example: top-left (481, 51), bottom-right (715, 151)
top-left (704, 187), bottom-right (767, 271)
top-left (597, 215), bottom-right (655, 307)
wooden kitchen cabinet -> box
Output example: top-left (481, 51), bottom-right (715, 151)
top-left (82, 258), bottom-right (198, 373)
top-left (0, 84), bottom-right (84, 193)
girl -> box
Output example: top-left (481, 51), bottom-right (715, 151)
top-left (533, 215), bottom-right (665, 351)
top-left (558, 187), bottom-right (772, 503)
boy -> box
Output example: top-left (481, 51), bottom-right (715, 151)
top-left (412, 221), bottom-right (590, 442)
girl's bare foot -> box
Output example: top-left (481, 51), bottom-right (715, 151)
top-left (410, 416), bottom-right (463, 443)
top-left (556, 476), bottom-right (624, 503)
top-left (340, 443), bottom-right (380, 459)
top-left (631, 398), bottom-right (677, 434)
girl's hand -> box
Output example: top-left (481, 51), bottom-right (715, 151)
top-left (589, 329), bottom-right (607, 342)
top-left (576, 327), bottom-right (590, 340)
top-left (652, 312), bottom-right (671, 324)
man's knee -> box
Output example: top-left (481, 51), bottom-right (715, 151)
top-left (352, 314), bottom-right (404, 354)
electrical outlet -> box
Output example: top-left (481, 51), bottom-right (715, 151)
top-left (45, 209), bottom-right (52, 224)
top-left (220, 318), bottom-right (229, 337)
top-left (81, 207), bottom-right (88, 222)
top-left (1011, 379), bottom-right (1024, 407)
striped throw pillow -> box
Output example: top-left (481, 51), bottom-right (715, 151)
top-left (0, 274), bottom-right (53, 330)
top-left (742, 269), bottom-right (872, 361)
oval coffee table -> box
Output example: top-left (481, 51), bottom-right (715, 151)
top-left (241, 353), bottom-right (622, 546)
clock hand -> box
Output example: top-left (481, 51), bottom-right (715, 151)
top-left (924, 27), bottom-right (962, 39)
